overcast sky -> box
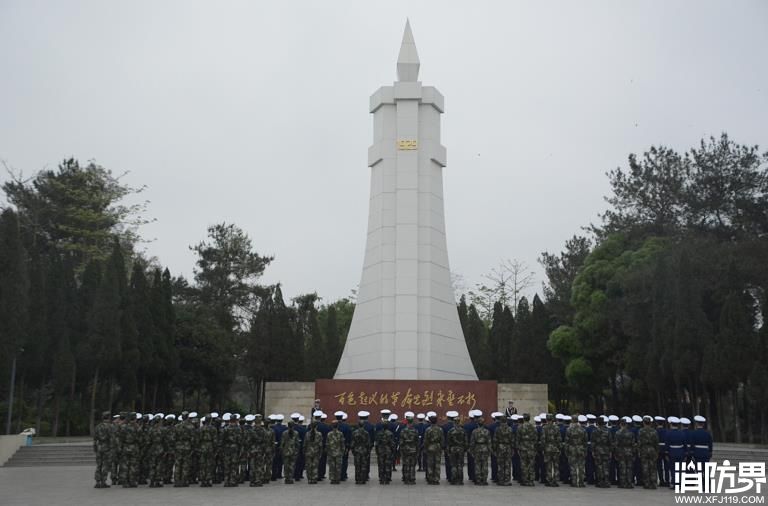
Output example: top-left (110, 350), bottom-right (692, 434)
top-left (1, 0), bottom-right (766, 304)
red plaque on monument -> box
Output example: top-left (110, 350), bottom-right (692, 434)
top-left (315, 379), bottom-right (498, 422)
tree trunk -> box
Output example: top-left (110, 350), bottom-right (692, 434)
top-left (151, 380), bottom-right (159, 413)
top-left (66, 362), bottom-right (76, 437)
top-left (35, 374), bottom-right (46, 434)
top-left (141, 376), bottom-right (147, 413)
top-left (52, 394), bottom-right (61, 437)
top-left (89, 367), bottom-right (99, 437)
top-left (14, 373), bottom-right (25, 434)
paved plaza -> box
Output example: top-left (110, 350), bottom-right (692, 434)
top-left (0, 464), bottom-right (710, 506)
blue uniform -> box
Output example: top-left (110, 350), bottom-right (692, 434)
top-left (442, 421), bottom-right (454, 479)
top-left (415, 422), bottom-right (427, 470)
top-left (585, 424), bottom-right (595, 484)
top-left (665, 428), bottom-right (688, 489)
top-left (630, 424), bottom-right (641, 485)
top-left (317, 422), bottom-right (330, 480)
top-left (339, 421), bottom-right (352, 480)
top-left (510, 422), bottom-right (521, 481)
top-left (690, 428), bottom-right (713, 463)
top-left (535, 424), bottom-right (545, 483)
top-left (272, 423), bottom-right (287, 479)
top-left (656, 425), bottom-right (669, 486)
top-left (609, 424), bottom-right (619, 484)
top-left (559, 423), bottom-right (570, 483)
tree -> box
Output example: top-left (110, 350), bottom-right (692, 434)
top-left (3, 158), bottom-right (149, 270)
top-left (539, 235), bottom-right (592, 325)
top-left (190, 223), bottom-right (273, 332)
top-left (468, 259), bottom-right (535, 320)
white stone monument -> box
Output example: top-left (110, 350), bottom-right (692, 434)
top-left (334, 21), bottom-right (478, 380)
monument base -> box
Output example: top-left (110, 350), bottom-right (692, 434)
top-left (264, 380), bottom-right (547, 421)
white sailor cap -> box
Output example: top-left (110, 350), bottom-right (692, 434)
top-left (621, 416), bottom-right (632, 423)
top-left (427, 411), bottom-right (437, 418)
top-left (222, 413), bottom-right (232, 421)
top-left (515, 414), bottom-right (525, 421)
top-left (555, 413), bottom-right (564, 420)
top-left (600, 415), bottom-right (609, 422)
top-left (245, 414), bottom-right (255, 422)
top-left (631, 415), bottom-right (642, 423)
top-left (135, 412), bottom-right (142, 420)
top-left (210, 412), bottom-right (219, 419)
top-left (313, 410), bottom-right (323, 418)
top-left (474, 410), bottom-right (483, 418)
top-left (491, 411), bottom-right (502, 419)
top-left (320, 413), bottom-right (328, 420)
top-left (223, 412), bottom-right (231, 419)
top-left (380, 409), bottom-right (391, 415)
top-left (643, 415), bottom-right (653, 422)
top-left (668, 416), bottom-right (680, 424)
top-left (165, 414), bottom-right (175, 421)
top-left (416, 413), bottom-right (426, 420)
top-left (342, 413), bottom-right (348, 421)
top-left (608, 415), bottom-right (619, 422)
top-left (586, 414), bottom-right (596, 420)
top-left (446, 410), bottom-right (459, 418)
top-left (234, 413), bottom-right (241, 420)
top-left (564, 415), bottom-right (572, 421)
top-left (298, 415), bottom-right (305, 422)
top-left (290, 412), bottom-right (301, 420)
top-left (112, 414), bottom-right (120, 419)
top-left (404, 411), bottom-right (415, 419)
top-left (533, 416), bottom-right (541, 423)
top-left (334, 411), bottom-right (344, 418)
top-left (388, 413), bottom-right (398, 421)
top-left (578, 415), bottom-right (587, 423)
top-left (189, 412), bottom-right (198, 419)
top-left (275, 414), bottom-right (285, 421)
top-left (154, 413), bottom-right (163, 420)
top-left (358, 410), bottom-right (370, 418)
top-left (680, 417), bottom-right (691, 425)
top-left (654, 416), bottom-right (666, 422)
top-left (694, 415), bottom-right (706, 423)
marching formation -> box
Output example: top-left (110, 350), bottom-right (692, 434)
top-left (92, 408), bottom-right (713, 490)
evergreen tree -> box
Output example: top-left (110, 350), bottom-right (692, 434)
top-left (324, 305), bottom-right (341, 377)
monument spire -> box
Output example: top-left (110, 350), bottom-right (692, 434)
top-left (397, 19), bottom-right (420, 82)
top-left (334, 22), bottom-right (477, 380)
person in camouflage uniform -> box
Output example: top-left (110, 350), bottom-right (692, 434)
top-left (280, 421), bottom-right (300, 484)
top-left (238, 415), bottom-right (253, 483)
top-left (118, 412), bottom-right (140, 488)
top-left (469, 417), bottom-right (491, 485)
top-left (173, 412), bottom-right (196, 487)
top-left (492, 413), bottom-right (513, 486)
top-left (374, 416), bottom-right (394, 484)
top-left (110, 414), bottom-right (122, 485)
top-left (399, 412), bottom-right (419, 485)
top-left (446, 411), bottom-right (466, 485)
top-left (591, 416), bottom-right (613, 488)
top-left (542, 414), bottom-right (562, 487)
top-left (262, 417), bottom-right (276, 484)
top-left (326, 420), bottom-right (345, 484)
top-left (565, 415), bottom-right (588, 487)
top-left (351, 412), bottom-right (372, 485)
top-left (638, 416), bottom-right (659, 489)
top-left (516, 413), bottom-right (537, 486)
top-left (137, 415), bottom-right (150, 485)
top-left (147, 415), bottom-right (166, 487)
top-left (198, 415), bottom-right (218, 487)
top-left (303, 417), bottom-right (323, 484)
top-left (93, 411), bottom-right (113, 488)
top-left (221, 414), bottom-right (242, 486)
top-left (424, 413), bottom-right (444, 485)
top-left (248, 415), bottom-right (268, 487)
top-left (615, 417), bottom-right (637, 489)
top-left (162, 414), bottom-right (176, 484)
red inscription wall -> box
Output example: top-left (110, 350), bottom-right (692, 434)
top-left (315, 379), bottom-right (498, 423)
